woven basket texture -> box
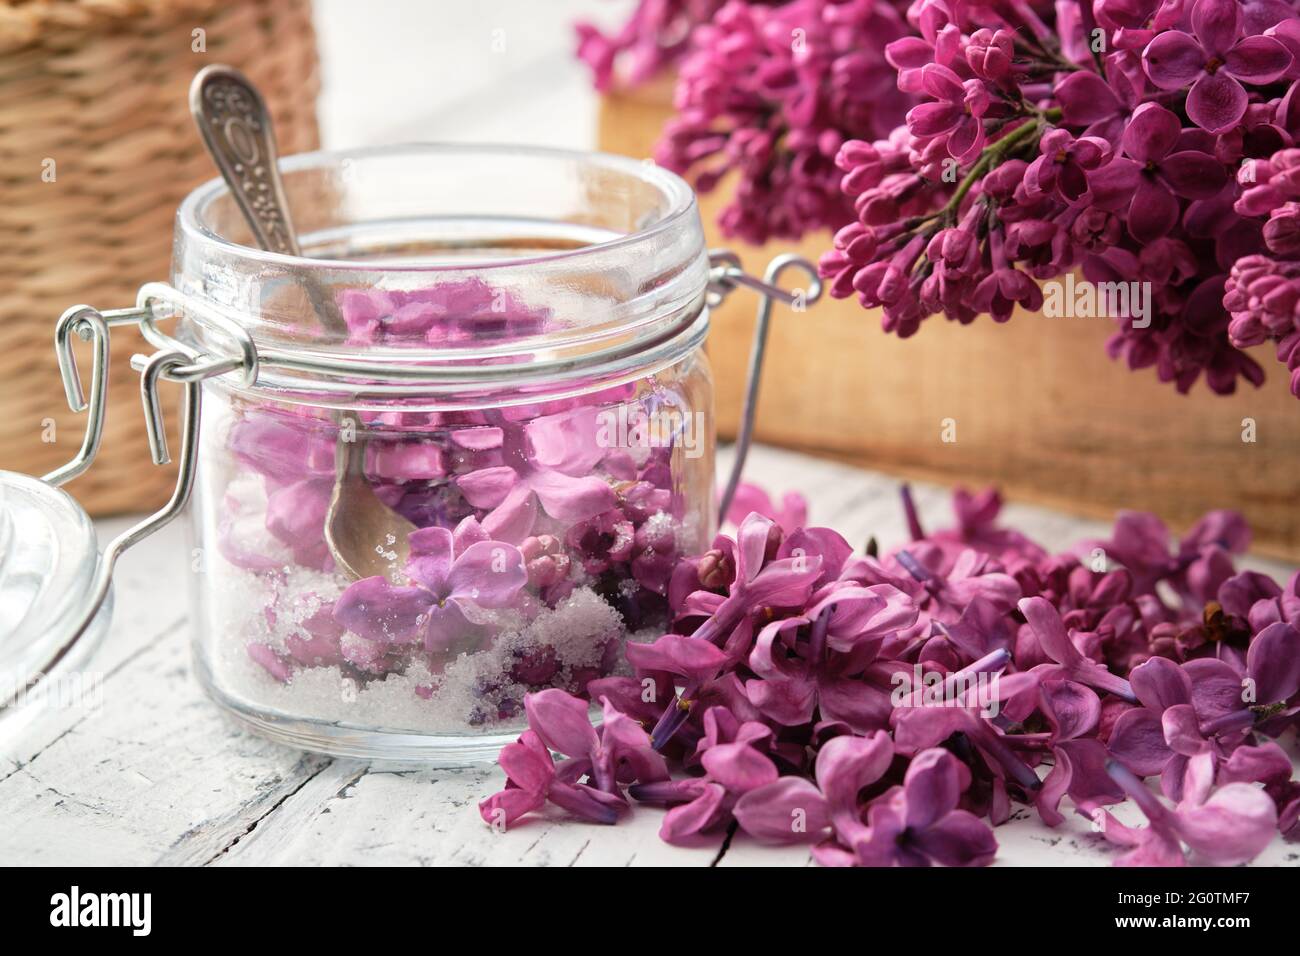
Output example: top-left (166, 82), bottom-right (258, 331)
top-left (0, 0), bottom-right (320, 513)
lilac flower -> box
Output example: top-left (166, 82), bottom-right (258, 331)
top-left (1090, 103), bottom-right (1229, 242)
top-left (1180, 621), bottom-right (1300, 738)
top-left (630, 707), bottom-right (778, 843)
top-left (334, 526), bottom-right (526, 656)
top-left (1018, 597), bottom-right (1137, 701)
top-left (524, 690), bottom-right (669, 794)
top-left (1142, 0), bottom-right (1292, 133)
top-left (1032, 679), bottom-right (1127, 824)
top-left (1101, 755), bottom-right (1278, 865)
top-left (734, 731), bottom-right (894, 848)
top-left (478, 730), bottom-right (623, 828)
top-left (457, 464), bottom-right (613, 544)
top-left (1055, 53), bottom-right (1146, 141)
top-left (574, 0), bottom-right (729, 92)
top-left (1106, 655), bottom-right (1198, 796)
top-left (745, 585), bottom-right (919, 731)
top-left (654, 0), bottom-right (912, 243)
top-left (841, 748), bottom-right (998, 867)
top-left (906, 64), bottom-right (991, 163)
top-left (1025, 130), bottom-right (1111, 204)
top-left (482, 478), bottom-right (1298, 866)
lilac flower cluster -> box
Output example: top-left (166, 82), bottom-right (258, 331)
top-left (653, 0), bottom-right (915, 244)
top-left (814, 0), bottom-right (1300, 395)
top-left (217, 279), bottom-right (704, 727)
top-left (576, 0), bottom-right (756, 91)
top-left (482, 483), bottom-right (1300, 866)
top-left (594, 0), bottom-right (1300, 396)
top-left (1226, 143), bottom-right (1300, 394)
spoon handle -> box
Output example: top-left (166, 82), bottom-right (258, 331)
top-left (189, 65), bottom-right (345, 334)
top-left (190, 65), bottom-right (301, 256)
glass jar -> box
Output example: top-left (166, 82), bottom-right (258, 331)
top-left (1, 143), bottom-right (817, 765)
top-left (172, 145), bottom-right (715, 762)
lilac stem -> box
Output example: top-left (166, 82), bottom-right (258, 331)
top-left (942, 648), bottom-right (1010, 701)
top-left (964, 716), bottom-right (1041, 791)
top-left (895, 549), bottom-right (934, 584)
top-left (650, 690), bottom-right (696, 751)
top-left (1105, 760), bottom-right (1173, 827)
top-left (1072, 662), bottom-right (1137, 703)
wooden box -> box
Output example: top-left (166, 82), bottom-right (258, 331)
top-left (599, 82), bottom-right (1300, 561)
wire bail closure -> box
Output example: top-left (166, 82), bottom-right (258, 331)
top-left (708, 250), bottom-right (824, 520)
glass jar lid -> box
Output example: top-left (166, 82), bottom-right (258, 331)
top-left (0, 470), bottom-right (112, 716)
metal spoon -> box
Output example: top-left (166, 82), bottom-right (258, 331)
top-left (190, 64), bottom-right (415, 583)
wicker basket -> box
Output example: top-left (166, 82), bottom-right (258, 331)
top-left (0, 0), bottom-right (320, 514)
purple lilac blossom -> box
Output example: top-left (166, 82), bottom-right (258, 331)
top-left (484, 482), bottom-right (1300, 867)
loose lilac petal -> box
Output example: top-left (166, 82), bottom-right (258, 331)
top-left (482, 486), bottom-right (539, 544)
top-left (745, 556), bottom-right (826, 608)
top-left (405, 526), bottom-right (453, 593)
top-left (446, 540), bottom-right (527, 608)
top-left (1040, 679), bottom-right (1101, 740)
top-left (1018, 597), bottom-right (1082, 666)
top-left (910, 810), bottom-right (999, 866)
top-left (530, 469), bottom-right (617, 523)
top-left (333, 577), bottom-right (430, 644)
top-left (1219, 742), bottom-right (1294, 787)
top-left (1129, 656), bottom-right (1193, 711)
top-left (497, 731), bottom-right (555, 794)
top-left (1186, 72), bottom-right (1249, 133)
top-left (457, 466), bottom-right (519, 509)
top-left (478, 787), bottom-right (545, 828)
top-left (248, 643), bottom-right (293, 683)
top-left (1057, 738), bottom-right (1127, 805)
top-left (902, 748), bottom-right (963, 830)
top-left (1184, 657), bottom-right (1247, 719)
top-left (815, 731), bottom-right (894, 825)
top-left (1107, 708), bottom-right (1173, 776)
top-left (627, 634), bottom-right (729, 683)
top-left (701, 742), bottom-right (779, 794)
top-left (735, 512), bottom-right (778, 585)
top-left (660, 783), bottom-right (728, 843)
top-left (1224, 35), bottom-right (1294, 83)
top-left (548, 781), bottom-right (621, 825)
top-left (817, 677), bottom-right (894, 733)
top-left (1245, 622), bottom-right (1300, 704)
top-left (1178, 785), bottom-right (1278, 865)
top-left (1162, 704), bottom-right (1211, 756)
top-left (734, 778), bottom-right (831, 842)
top-left (1143, 30), bottom-right (1208, 89)
top-left (745, 674), bottom-right (819, 726)
top-left (524, 689), bottom-right (599, 759)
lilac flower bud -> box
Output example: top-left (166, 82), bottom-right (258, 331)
top-left (965, 28), bottom-right (1014, 81)
top-left (1264, 202), bottom-right (1300, 256)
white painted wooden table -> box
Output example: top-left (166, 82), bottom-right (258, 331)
top-left (5, 2), bottom-right (1294, 868)
top-left (2, 445), bottom-right (1297, 866)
